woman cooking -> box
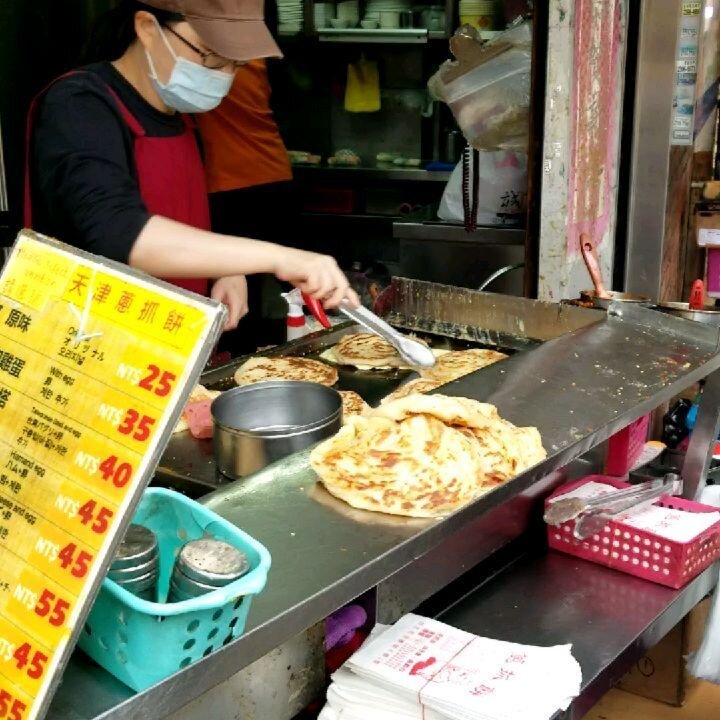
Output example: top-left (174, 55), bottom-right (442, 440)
top-left (26, 0), bottom-right (357, 330)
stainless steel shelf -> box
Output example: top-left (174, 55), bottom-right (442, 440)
top-left (293, 165), bottom-right (452, 183)
top-left (318, 27), bottom-right (431, 43)
top-left (393, 220), bottom-right (526, 244)
top-left (278, 30), bottom-right (448, 42)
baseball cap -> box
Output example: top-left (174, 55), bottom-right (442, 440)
top-left (142, 0), bottom-right (282, 62)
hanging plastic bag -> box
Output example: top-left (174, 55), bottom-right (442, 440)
top-left (438, 150), bottom-right (527, 226)
top-left (687, 484), bottom-right (720, 683)
top-left (429, 22), bottom-right (532, 152)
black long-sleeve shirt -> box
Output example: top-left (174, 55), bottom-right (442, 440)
top-left (30, 62), bottom-right (185, 263)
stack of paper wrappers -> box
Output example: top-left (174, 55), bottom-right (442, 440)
top-left (319, 614), bottom-right (582, 720)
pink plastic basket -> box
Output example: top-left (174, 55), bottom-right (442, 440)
top-left (546, 476), bottom-right (720, 589)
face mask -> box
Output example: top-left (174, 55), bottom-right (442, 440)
top-left (145, 20), bottom-right (234, 113)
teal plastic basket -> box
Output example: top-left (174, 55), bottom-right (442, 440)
top-left (78, 488), bottom-right (271, 691)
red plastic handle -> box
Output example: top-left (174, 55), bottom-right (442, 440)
top-left (302, 293), bottom-right (332, 329)
top-left (689, 279), bottom-right (705, 310)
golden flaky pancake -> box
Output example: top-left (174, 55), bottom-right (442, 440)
top-left (173, 385), bottom-right (221, 433)
top-left (233, 356), bottom-right (338, 387)
top-left (311, 412), bottom-right (485, 518)
top-left (420, 349), bottom-right (507, 383)
top-left (323, 333), bottom-right (444, 370)
top-left (333, 333), bottom-right (407, 368)
top-left (311, 393), bottom-right (546, 518)
top-left (340, 391), bottom-right (370, 418)
top-left (382, 378), bottom-right (442, 403)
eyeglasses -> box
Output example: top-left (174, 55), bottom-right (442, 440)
top-left (163, 25), bottom-right (245, 71)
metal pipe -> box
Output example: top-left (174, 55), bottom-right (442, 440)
top-left (478, 263), bottom-right (525, 292)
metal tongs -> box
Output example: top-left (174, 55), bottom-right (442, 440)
top-left (302, 294), bottom-right (436, 369)
top-left (544, 474), bottom-right (683, 541)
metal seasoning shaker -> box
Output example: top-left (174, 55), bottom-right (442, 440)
top-left (169, 539), bottom-right (249, 602)
top-left (108, 524), bottom-right (159, 601)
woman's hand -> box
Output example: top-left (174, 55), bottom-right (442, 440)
top-left (273, 249), bottom-right (359, 308)
top-left (211, 275), bottom-right (249, 330)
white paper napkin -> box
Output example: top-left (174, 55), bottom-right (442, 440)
top-left (321, 615), bottom-right (583, 720)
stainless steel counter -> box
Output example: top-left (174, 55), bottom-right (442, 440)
top-left (48, 299), bottom-right (720, 720)
top-left (439, 553), bottom-right (718, 719)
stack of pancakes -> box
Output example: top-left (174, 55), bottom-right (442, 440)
top-left (311, 393), bottom-right (545, 518)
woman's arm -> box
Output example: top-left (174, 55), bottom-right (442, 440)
top-left (131, 216), bottom-right (355, 307)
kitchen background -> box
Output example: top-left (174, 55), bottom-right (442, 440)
top-left (0, 0), bottom-right (538, 296)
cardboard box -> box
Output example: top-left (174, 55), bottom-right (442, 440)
top-left (695, 209), bottom-right (720, 248)
top-left (702, 181), bottom-right (720, 201)
top-left (617, 598), bottom-right (711, 706)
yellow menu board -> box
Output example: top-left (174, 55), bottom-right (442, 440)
top-left (0, 231), bottom-right (225, 720)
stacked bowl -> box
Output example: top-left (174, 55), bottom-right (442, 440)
top-left (336, 0), bottom-right (360, 27)
top-left (365, 0), bottom-right (412, 29)
top-left (314, 2), bottom-right (335, 28)
top-left (278, 0), bottom-right (303, 33)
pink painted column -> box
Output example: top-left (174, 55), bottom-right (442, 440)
top-left (538, 0), bottom-right (628, 302)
